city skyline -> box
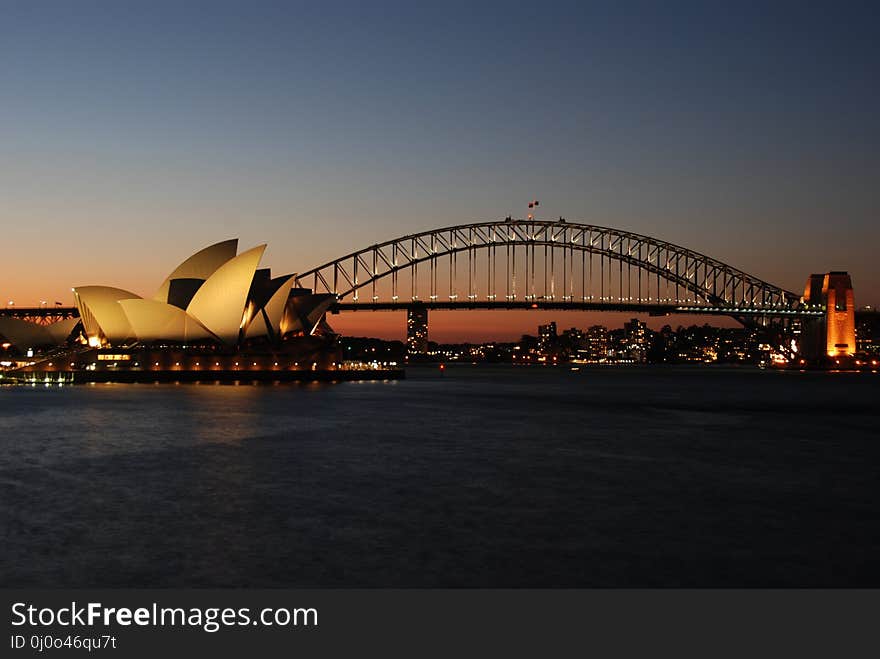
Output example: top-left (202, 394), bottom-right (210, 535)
top-left (2, 1), bottom-right (878, 343)
top-left (344, 314), bottom-right (880, 366)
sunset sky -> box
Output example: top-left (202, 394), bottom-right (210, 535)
top-left (2, 1), bottom-right (877, 342)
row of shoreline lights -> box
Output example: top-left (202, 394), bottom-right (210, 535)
top-left (80, 361), bottom-right (328, 370)
top-left (76, 360), bottom-right (392, 369)
top-left (74, 360), bottom-right (393, 370)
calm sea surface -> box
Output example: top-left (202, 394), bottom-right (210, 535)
top-left (1, 365), bottom-right (878, 587)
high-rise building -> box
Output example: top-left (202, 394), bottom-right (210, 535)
top-left (582, 325), bottom-right (610, 362)
top-left (538, 322), bottom-right (557, 353)
top-left (623, 318), bottom-right (648, 362)
top-left (406, 305), bottom-right (429, 355)
top-left (561, 327), bottom-right (584, 343)
top-left (856, 313), bottom-right (878, 356)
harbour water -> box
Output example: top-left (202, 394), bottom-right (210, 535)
top-left (1, 365), bottom-right (878, 587)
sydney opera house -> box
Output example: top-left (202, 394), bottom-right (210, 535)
top-left (0, 240), bottom-right (382, 381)
top-left (73, 239), bottom-right (334, 348)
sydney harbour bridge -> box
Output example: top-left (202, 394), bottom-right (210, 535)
top-left (291, 219), bottom-right (822, 321)
top-left (1, 219), bottom-right (849, 351)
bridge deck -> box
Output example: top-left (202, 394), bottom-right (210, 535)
top-left (0, 303), bottom-right (832, 321)
top-left (332, 300), bottom-right (824, 317)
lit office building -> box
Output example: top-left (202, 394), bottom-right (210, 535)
top-left (538, 322), bottom-right (557, 353)
top-left (406, 305), bottom-right (429, 355)
top-left (623, 318), bottom-right (648, 363)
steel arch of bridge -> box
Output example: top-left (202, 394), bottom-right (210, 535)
top-left (296, 220), bottom-right (804, 313)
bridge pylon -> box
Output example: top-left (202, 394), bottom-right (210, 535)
top-left (798, 272), bottom-right (856, 364)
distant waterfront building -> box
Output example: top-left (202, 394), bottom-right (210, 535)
top-left (579, 325), bottom-right (610, 362)
top-left (671, 323), bottom-right (721, 362)
top-left (538, 322), bottom-right (557, 353)
top-left (561, 327), bottom-right (583, 342)
top-left (623, 318), bottom-right (649, 363)
top-left (406, 305), bottom-right (429, 355)
top-left (856, 313), bottom-right (878, 356)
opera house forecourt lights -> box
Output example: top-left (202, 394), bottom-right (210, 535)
top-left (0, 239), bottom-right (401, 383)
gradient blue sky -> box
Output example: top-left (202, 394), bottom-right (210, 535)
top-left (2, 1), bottom-right (877, 340)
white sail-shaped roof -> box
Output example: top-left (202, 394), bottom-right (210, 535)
top-left (281, 293), bottom-right (336, 336)
top-left (242, 274), bottom-right (296, 340)
top-left (186, 244), bottom-right (266, 344)
top-left (118, 299), bottom-right (216, 342)
top-left (244, 312), bottom-right (270, 339)
top-left (72, 286), bottom-right (141, 345)
top-left (301, 295), bottom-right (335, 335)
top-left (153, 239), bottom-right (238, 303)
top-left (263, 274), bottom-right (296, 336)
top-left (0, 317), bottom-right (51, 348)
